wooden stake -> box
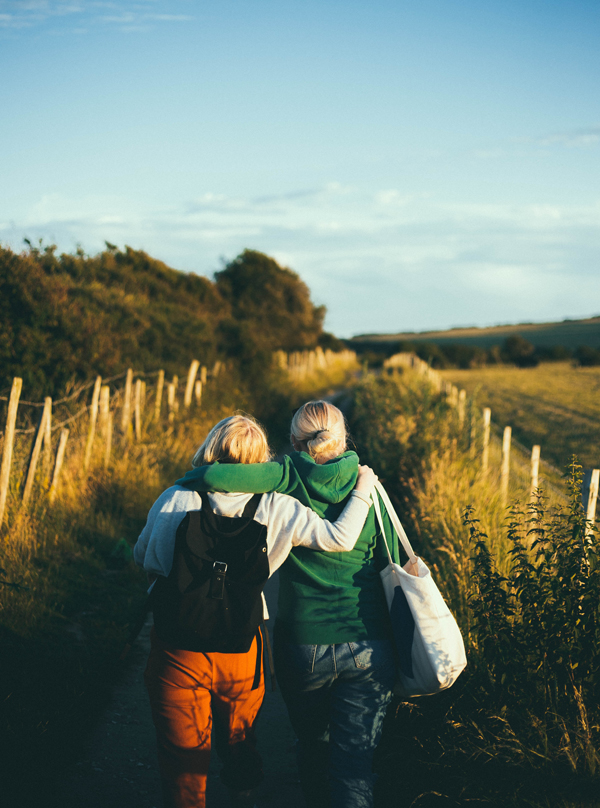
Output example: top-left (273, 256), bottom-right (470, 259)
top-left (585, 469), bottom-right (599, 537)
top-left (104, 413), bottom-right (113, 469)
top-left (22, 397), bottom-right (52, 506)
top-left (167, 383), bottom-right (176, 424)
top-left (482, 408), bottom-right (491, 474)
top-left (121, 368), bottom-right (133, 435)
top-left (200, 366), bottom-right (207, 385)
top-left (501, 426), bottom-right (512, 505)
top-left (184, 360), bottom-right (200, 408)
top-left (530, 445), bottom-right (541, 498)
top-left (154, 370), bottom-right (165, 422)
top-left (469, 401), bottom-right (477, 459)
top-left (99, 386), bottom-right (110, 436)
top-left (134, 379), bottom-right (142, 441)
top-left (0, 377), bottom-right (22, 528)
top-left (195, 380), bottom-right (203, 406)
top-left (140, 380), bottom-right (146, 412)
top-left (84, 375), bottom-right (102, 470)
top-left (49, 428), bottom-right (69, 504)
top-left (42, 397), bottom-right (52, 485)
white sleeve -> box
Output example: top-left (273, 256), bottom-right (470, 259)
top-left (133, 486), bottom-right (203, 577)
top-left (256, 490), bottom-right (371, 575)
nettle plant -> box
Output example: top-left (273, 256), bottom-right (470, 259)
top-left (465, 461), bottom-right (600, 774)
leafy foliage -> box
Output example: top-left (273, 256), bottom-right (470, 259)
top-left (0, 243), bottom-right (329, 400)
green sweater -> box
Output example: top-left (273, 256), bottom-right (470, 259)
top-left (176, 451), bottom-right (401, 644)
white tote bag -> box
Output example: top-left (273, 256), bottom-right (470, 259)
top-left (372, 482), bottom-right (466, 697)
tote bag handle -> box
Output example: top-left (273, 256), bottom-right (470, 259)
top-left (372, 481), bottom-right (419, 570)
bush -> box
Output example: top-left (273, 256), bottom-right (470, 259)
top-left (574, 345), bottom-right (600, 367)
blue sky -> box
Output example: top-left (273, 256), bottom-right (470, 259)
top-left (1, 0), bottom-right (599, 336)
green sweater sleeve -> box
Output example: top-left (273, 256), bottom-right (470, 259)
top-left (176, 455), bottom-right (296, 494)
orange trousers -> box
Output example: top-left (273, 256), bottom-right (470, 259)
top-left (144, 629), bottom-right (265, 808)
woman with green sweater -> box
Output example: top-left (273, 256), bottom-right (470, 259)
top-left (177, 401), bottom-right (401, 808)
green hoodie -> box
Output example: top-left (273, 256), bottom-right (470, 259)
top-left (176, 451), bottom-right (402, 644)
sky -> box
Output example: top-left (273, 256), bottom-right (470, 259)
top-left (1, 0), bottom-right (599, 337)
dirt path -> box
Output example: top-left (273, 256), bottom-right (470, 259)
top-left (60, 574), bottom-right (304, 808)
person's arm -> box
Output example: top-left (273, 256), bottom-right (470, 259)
top-left (175, 458), bottom-right (291, 493)
top-left (257, 466), bottom-right (377, 574)
top-left (133, 486), bottom-right (202, 577)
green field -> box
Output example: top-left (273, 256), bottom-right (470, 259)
top-left (354, 315), bottom-right (600, 349)
top-left (440, 362), bottom-right (600, 471)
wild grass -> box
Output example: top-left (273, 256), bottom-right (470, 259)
top-left (440, 363), bottom-right (600, 470)
top-left (349, 370), bottom-right (600, 807)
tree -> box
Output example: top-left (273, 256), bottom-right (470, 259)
top-left (214, 250), bottom-right (325, 358)
top-left (502, 335), bottom-right (538, 367)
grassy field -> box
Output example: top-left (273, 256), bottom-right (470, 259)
top-left (439, 362), bottom-right (600, 472)
top-left (353, 315), bottom-right (600, 349)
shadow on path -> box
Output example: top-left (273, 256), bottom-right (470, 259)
top-left (60, 574), bottom-right (304, 808)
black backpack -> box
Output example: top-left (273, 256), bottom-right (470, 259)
top-left (152, 493), bottom-right (269, 653)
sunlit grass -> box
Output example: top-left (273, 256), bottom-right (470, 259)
top-left (440, 362), bottom-right (600, 470)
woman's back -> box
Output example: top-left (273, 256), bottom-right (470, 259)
top-left (276, 451), bottom-right (395, 644)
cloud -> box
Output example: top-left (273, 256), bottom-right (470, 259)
top-left (2, 184), bottom-right (599, 336)
top-left (515, 126), bottom-right (600, 149)
top-left (0, 0), bottom-right (192, 31)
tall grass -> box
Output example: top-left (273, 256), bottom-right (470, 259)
top-left (349, 370), bottom-right (600, 806)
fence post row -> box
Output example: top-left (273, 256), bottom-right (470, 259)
top-left (184, 360), bottom-right (200, 408)
top-left (121, 368), bottom-right (133, 437)
top-left (154, 370), bottom-right (165, 422)
top-left (499, 426), bottom-right (512, 505)
top-left (0, 377), bottom-right (23, 528)
top-left (481, 408), bottom-right (491, 474)
top-left (49, 428), bottom-right (70, 504)
top-left (84, 376), bottom-right (102, 470)
top-left (22, 397), bottom-right (53, 506)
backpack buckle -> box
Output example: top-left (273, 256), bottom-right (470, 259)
top-left (209, 560), bottom-right (227, 600)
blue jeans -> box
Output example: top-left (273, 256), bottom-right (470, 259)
top-left (274, 636), bottom-right (395, 808)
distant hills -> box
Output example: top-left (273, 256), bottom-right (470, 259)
top-left (351, 316), bottom-right (600, 350)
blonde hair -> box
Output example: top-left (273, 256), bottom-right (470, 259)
top-left (290, 400), bottom-right (347, 462)
top-left (192, 415), bottom-right (271, 467)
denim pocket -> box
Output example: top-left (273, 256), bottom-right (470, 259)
top-left (348, 640), bottom-right (394, 671)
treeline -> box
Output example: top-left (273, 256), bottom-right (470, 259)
top-left (1, 242), bottom-right (343, 399)
top-left (350, 334), bottom-right (600, 369)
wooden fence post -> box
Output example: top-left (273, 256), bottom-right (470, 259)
top-left (84, 376), bottom-right (102, 470)
top-left (22, 397), bottom-right (52, 506)
top-left (141, 380), bottom-right (146, 412)
top-left (49, 428), bottom-right (70, 504)
top-left (167, 383), bottom-right (176, 424)
top-left (121, 368), bottom-right (133, 436)
top-left (530, 445), bottom-right (541, 498)
top-left (104, 413), bottom-right (113, 469)
top-left (195, 380), bottom-right (203, 407)
top-left (99, 386), bottom-right (110, 434)
top-left (482, 408), bottom-right (491, 474)
top-left (184, 360), bottom-right (200, 408)
top-left (585, 469), bottom-right (599, 537)
top-left (134, 379), bottom-right (142, 441)
top-left (469, 401), bottom-right (477, 458)
top-left (154, 370), bottom-right (165, 422)
top-left (501, 426), bottom-right (512, 505)
top-left (43, 397), bottom-right (52, 485)
top-left (0, 377), bottom-right (23, 528)
top-left (200, 366), bottom-right (207, 385)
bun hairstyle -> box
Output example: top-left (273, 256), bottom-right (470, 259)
top-left (291, 400), bottom-right (347, 462)
top-left (192, 414), bottom-right (271, 467)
